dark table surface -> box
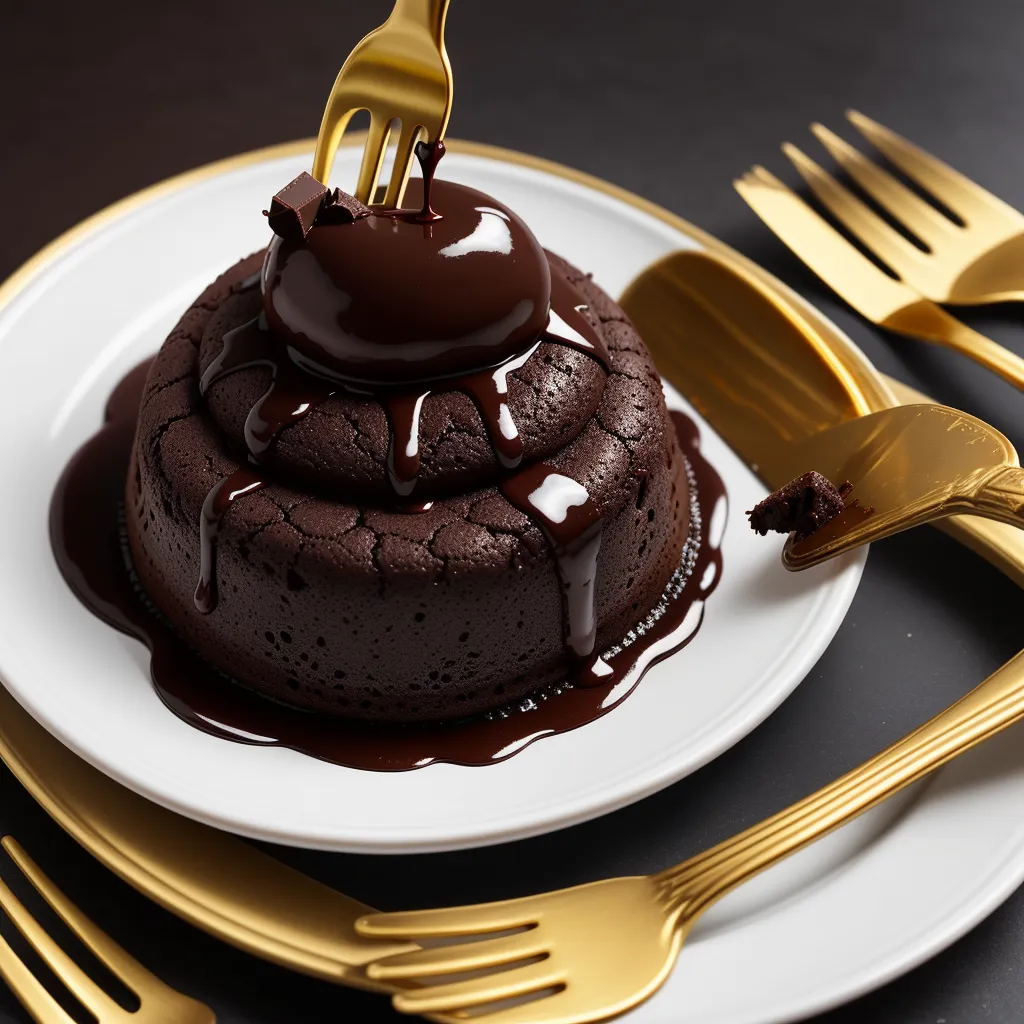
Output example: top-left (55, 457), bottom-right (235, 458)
top-left (4, 1), bottom-right (1024, 1020)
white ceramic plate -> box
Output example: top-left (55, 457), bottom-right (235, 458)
top-left (636, 736), bottom-right (1024, 1023)
top-left (0, 144), bottom-right (865, 853)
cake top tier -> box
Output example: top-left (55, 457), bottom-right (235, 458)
top-left (199, 158), bottom-right (615, 503)
top-left (263, 175), bottom-right (554, 386)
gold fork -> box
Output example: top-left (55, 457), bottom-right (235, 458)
top-left (310, 0), bottom-right (453, 207)
top-left (0, 836), bottom-right (213, 1023)
top-left (358, 644), bottom-right (1024, 1023)
top-left (735, 158), bottom-right (1024, 391)
top-left (799, 111), bottom-right (1024, 305)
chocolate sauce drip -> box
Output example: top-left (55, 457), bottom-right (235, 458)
top-left (197, 316), bottom-right (336, 611)
top-left (203, 315), bottom-right (546, 495)
top-left (192, 162), bottom-right (639, 623)
top-left (51, 361), bottom-right (725, 771)
top-left (457, 340), bottom-right (539, 470)
top-left (200, 315), bottom-right (335, 462)
top-left (196, 329), bottom-right (544, 599)
top-left (192, 305), bottom-right (608, 610)
top-left (194, 469), bottom-right (264, 614)
top-left (413, 139), bottom-right (445, 222)
top-left (200, 316), bottom-right (274, 400)
top-left (501, 463), bottom-right (604, 660)
top-left (384, 391), bottom-right (430, 498)
top-left (542, 270), bottom-right (611, 370)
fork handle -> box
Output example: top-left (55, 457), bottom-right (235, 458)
top-left (656, 647), bottom-right (1024, 916)
top-left (969, 465), bottom-right (1024, 528)
top-left (885, 299), bottom-right (1024, 391)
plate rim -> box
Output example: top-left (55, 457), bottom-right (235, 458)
top-left (1, 136), bottom-right (1011, 1023)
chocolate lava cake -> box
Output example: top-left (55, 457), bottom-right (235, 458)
top-left (125, 156), bottom-right (694, 724)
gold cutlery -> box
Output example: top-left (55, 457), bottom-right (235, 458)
top-left (735, 132), bottom-right (1024, 391)
top-left (311, 0), bottom-right (453, 206)
top-left (0, 835), bottom-right (213, 1023)
top-left (622, 248), bottom-right (1024, 586)
top-left (351, 251), bottom-right (1024, 1023)
top-left (0, 689), bottom-right (414, 994)
top-left (358, 643), bottom-right (1024, 1024)
top-left (780, 403), bottom-right (1024, 569)
top-left (5, 137), bottom-right (1024, 1024)
top-left (795, 112), bottom-right (1024, 306)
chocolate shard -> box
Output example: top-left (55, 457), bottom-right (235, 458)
top-left (318, 187), bottom-right (372, 224)
top-left (747, 471), bottom-right (848, 539)
top-left (265, 172), bottom-right (330, 242)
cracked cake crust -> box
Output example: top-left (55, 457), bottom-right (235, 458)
top-left (126, 251), bottom-right (693, 722)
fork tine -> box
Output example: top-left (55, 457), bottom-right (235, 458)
top-left (311, 103), bottom-right (359, 186)
top-left (0, 930), bottom-right (74, 1024)
top-left (744, 165), bottom-right (785, 189)
top-left (357, 901), bottom-right (539, 940)
top-left (1, 838), bottom-right (169, 1002)
top-left (734, 165), bottom-right (914, 324)
top-left (847, 110), bottom-right (1021, 223)
top-left (355, 114), bottom-right (393, 204)
top-left (0, 843), bottom-right (119, 1020)
top-left (810, 122), bottom-right (956, 246)
top-left (782, 142), bottom-right (923, 276)
top-left (392, 958), bottom-right (564, 1015)
top-left (368, 930), bottom-right (547, 981)
top-left (382, 122), bottom-right (425, 209)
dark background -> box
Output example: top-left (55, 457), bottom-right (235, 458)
top-left (3, 0), bottom-right (1024, 1020)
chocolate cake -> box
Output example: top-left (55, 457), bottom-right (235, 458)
top-left (124, 152), bottom-right (695, 724)
top-left (747, 472), bottom-right (850, 540)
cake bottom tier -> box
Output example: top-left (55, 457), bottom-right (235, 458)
top-left (126, 258), bottom-right (694, 723)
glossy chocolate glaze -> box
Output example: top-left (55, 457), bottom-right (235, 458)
top-left (383, 390), bottom-right (430, 497)
top-left (51, 361), bottom-right (725, 771)
top-left (412, 139), bottom-right (445, 222)
top-left (195, 314), bottom-right (565, 610)
top-left (263, 176), bottom-right (553, 386)
top-left (194, 155), bottom-right (611, 616)
top-left (261, 142), bottom-right (608, 385)
top-left (500, 462), bottom-right (604, 660)
top-left (199, 313), bottom-right (335, 460)
top-left (454, 339), bottom-right (540, 469)
top-left (193, 468), bottom-right (263, 614)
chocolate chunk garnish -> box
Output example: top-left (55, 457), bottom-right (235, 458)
top-left (265, 171), bottom-right (329, 242)
top-left (318, 187), bottom-right (371, 224)
top-left (748, 471), bottom-right (849, 539)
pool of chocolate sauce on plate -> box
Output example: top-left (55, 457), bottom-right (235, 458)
top-left (53, 147), bottom-right (726, 770)
top-left (51, 360), bottom-right (725, 771)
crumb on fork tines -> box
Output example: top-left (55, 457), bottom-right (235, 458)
top-left (747, 471), bottom-right (850, 540)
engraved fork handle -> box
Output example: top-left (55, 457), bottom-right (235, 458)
top-left (970, 465), bottom-right (1024, 526)
top-left (655, 648), bottom-right (1024, 916)
top-left (885, 299), bottom-right (1024, 392)
top-left (884, 376), bottom-right (1024, 588)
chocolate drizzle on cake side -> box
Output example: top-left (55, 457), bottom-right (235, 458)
top-left (51, 361), bottom-right (727, 770)
top-left (68, 133), bottom-right (717, 734)
top-left (192, 143), bottom-right (618, 672)
top-left (501, 463), bottom-right (604, 663)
